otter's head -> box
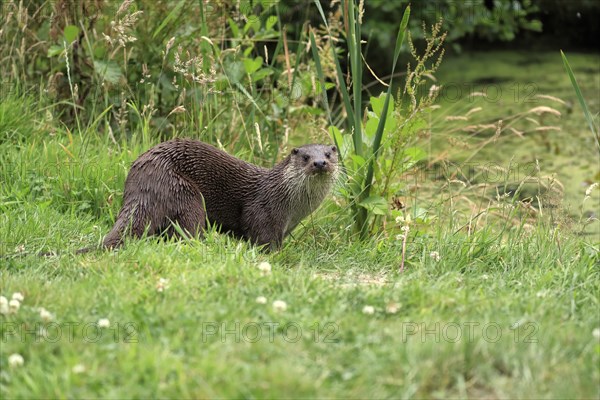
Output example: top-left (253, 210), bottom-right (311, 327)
top-left (289, 144), bottom-right (338, 177)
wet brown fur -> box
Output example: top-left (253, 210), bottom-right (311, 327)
top-left (103, 139), bottom-right (338, 250)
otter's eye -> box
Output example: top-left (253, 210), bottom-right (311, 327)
top-left (292, 148), bottom-right (299, 155)
top-left (303, 155), bottom-right (310, 162)
top-left (325, 152), bottom-right (331, 158)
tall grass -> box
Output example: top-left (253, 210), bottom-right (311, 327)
top-left (311, 1), bottom-right (411, 239)
top-left (560, 50), bottom-right (600, 152)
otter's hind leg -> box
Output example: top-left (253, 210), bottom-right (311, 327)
top-left (103, 175), bottom-right (206, 248)
top-left (170, 188), bottom-right (206, 240)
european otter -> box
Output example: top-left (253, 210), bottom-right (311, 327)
top-left (103, 139), bottom-right (338, 250)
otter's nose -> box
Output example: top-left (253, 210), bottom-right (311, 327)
top-left (313, 160), bottom-right (328, 169)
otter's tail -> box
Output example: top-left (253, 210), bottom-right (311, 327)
top-left (102, 203), bottom-right (142, 250)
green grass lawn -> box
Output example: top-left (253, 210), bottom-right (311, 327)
top-left (1, 51), bottom-right (599, 397)
top-left (1, 131), bottom-right (598, 399)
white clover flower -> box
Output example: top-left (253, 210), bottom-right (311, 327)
top-left (257, 261), bottom-right (272, 276)
top-left (72, 364), bottom-right (86, 374)
top-left (272, 300), bottom-right (287, 312)
top-left (481, 274), bottom-right (489, 281)
top-left (429, 251), bottom-right (441, 262)
top-left (593, 327), bottom-right (600, 340)
top-left (9, 299), bottom-right (20, 313)
top-left (395, 234), bottom-right (405, 241)
top-left (39, 308), bottom-right (53, 322)
top-left (97, 318), bottom-right (110, 328)
top-left (255, 296), bottom-right (267, 304)
top-left (0, 296), bottom-right (7, 306)
top-left (385, 303), bottom-right (400, 314)
top-left (12, 292), bottom-right (24, 302)
top-left (396, 215), bottom-right (412, 224)
top-left (362, 305), bottom-right (375, 315)
top-left (8, 353), bottom-right (24, 368)
top-left (156, 277), bottom-right (169, 292)
top-left (401, 225), bottom-right (410, 232)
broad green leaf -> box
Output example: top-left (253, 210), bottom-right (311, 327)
top-left (93, 44), bottom-right (106, 59)
top-left (244, 18), bottom-right (261, 34)
top-left (350, 154), bottom-right (366, 169)
top-left (401, 117), bottom-right (427, 137)
top-left (47, 45), bottom-right (64, 57)
top-left (365, 117), bottom-right (377, 138)
top-left (93, 60), bottom-right (123, 84)
top-left (370, 94), bottom-right (394, 118)
top-left (266, 15), bottom-right (278, 31)
top-left (524, 20), bottom-right (542, 32)
top-left (259, 0), bottom-right (278, 9)
top-left (64, 25), bottom-right (79, 44)
top-left (225, 60), bottom-right (245, 84)
top-left (251, 68), bottom-right (273, 82)
top-left (291, 80), bottom-right (303, 99)
top-left (239, 0), bottom-right (251, 17)
top-left (404, 146), bottom-right (427, 162)
top-left (227, 18), bottom-right (240, 39)
top-left (366, 98), bottom-right (397, 142)
top-left (243, 46), bottom-right (254, 57)
top-left (329, 126), bottom-right (351, 161)
top-left (358, 195), bottom-right (388, 215)
top-left (243, 57), bottom-right (263, 75)
top-left (342, 131), bottom-right (354, 160)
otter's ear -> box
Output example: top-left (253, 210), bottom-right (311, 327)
top-left (331, 146), bottom-right (337, 152)
top-left (292, 148), bottom-right (299, 155)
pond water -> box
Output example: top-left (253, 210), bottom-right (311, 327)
top-left (431, 50), bottom-right (599, 237)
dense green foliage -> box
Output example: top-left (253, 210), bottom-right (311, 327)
top-left (1, 0), bottom-right (327, 158)
top-left (0, 114), bottom-right (598, 397)
top-left (364, 0), bottom-right (542, 47)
